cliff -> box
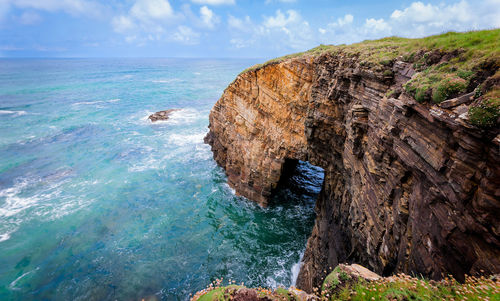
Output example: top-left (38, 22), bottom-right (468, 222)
top-left (204, 30), bottom-right (500, 293)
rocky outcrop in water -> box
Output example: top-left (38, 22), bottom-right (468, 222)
top-left (148, 109), bottom-right (178, 122)
top-left (204, 46), bottom-right (500, 292)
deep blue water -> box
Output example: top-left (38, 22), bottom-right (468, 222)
top-left (0, 59), bottom-right (323, 300)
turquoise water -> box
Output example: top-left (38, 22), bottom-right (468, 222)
top-left (0, 59), bottom-right (322, 300)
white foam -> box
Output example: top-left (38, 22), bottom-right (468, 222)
top-left (128, 155), bottom-right (163, 172)
top-left (72, 99), bottom-right (120, 106)
top-left (0, 110), bottom-right (27, 116)
top-left (151, 79), bottom-right (183, 84)
top-left (167, 132), bottom-right (206, 146)
top-left (223, 183), bottom-right (236, 195)
top-left (166, 108), bottom-right (205, 125)
top-left (0, 231), bottom-right (12, 242)
top-left (0, 174), bottom-right (93, 242)
top-left (9, 267), bottom-right (39, 290)
top-left (141, 108), bottom-right (205, 126)
top-left (291, 251), bottom-right (305, 286)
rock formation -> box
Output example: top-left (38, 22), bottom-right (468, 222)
top-left (205, 45), bottom-right (500, 292)
top-left (149, 109), bottom-right (178, 122)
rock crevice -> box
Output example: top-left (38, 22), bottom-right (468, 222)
top-left (205, 53), bottom-right (500, 292)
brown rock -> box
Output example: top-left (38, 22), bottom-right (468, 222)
top-left (148, 109), bottom-right (178, 122)
top-left (205, 53), bottom-right (500, 293)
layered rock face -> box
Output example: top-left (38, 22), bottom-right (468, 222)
top-left (205, 53), bottom-right (500, 292)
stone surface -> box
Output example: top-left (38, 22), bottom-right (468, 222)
top-left (148, 109), bottom-right (178, 122)
top-left (288, 287), bottom-right (318, 301)
top-left (205, 53), bottom-right (500, 293)
top-left (439, 92), bottom-right (475, 109)
top-left (321, 264), bottom-right (381, 295)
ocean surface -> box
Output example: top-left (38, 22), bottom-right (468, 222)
top-left (0, 58), bottom-right (323, 300)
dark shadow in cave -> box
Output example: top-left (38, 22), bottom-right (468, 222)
top-left (268, 159), bottom-right (325, 207)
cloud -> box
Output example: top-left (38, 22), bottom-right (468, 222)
top-left (191, 0), bottom-right (235, 5)
top-left (228, 9), bottom-right (315, 52)
top-left (172, 25), bottom-right (200, 44)
top-left (18, 11), bottom-right (42, 25)
top-left (387, 0), bottom-right (500, 36)
top-left (200, 5), bottom-right (219, 29)
top-left (130, 0), bottom-right (174, 23)
top-left (111, 0), bottom-right (221, 45)
top-left (228, 15), bottom-right (252, 32)
top-left (265, 0), bottom-right (297, 4)
top-left (364, 18), bottom-right (391, 35)
top-left (3, 0), bottom-right (103, 16)
top-left (111, 15), bottom-right (135, 34)
top-left (318, 0), bottom-right (500, 46)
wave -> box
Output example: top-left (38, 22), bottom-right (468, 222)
top-left (163, 108), bottom-right (204, 125)
top-left (167, 132), bottom-right (206, 146)
top-left (72, 99), bottom-right (120, 106)
top-left (0, 171), bottom-right (92, 242)
top-left (151, 79), bottom-right (183, 84)
top-left (291, 250), bottom-right (305, 286)
top-left (141, 108), bottom-right (205, 126)
top-left (9, 267), bottom-right (39, 290)
top-left (0, 110), bottom-right (27, 116)
top-left (0, 231), bottom-right (13, 242)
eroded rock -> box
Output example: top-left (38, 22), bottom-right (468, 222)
top-left (148, 109), bottom-right (178, 122)
top-left (205, 53), bottom-right (500, 293)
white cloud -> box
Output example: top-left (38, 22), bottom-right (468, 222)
top-left (387, 0), bottom-right (499, 36)
top-left (191, 0), bottom-right (235, 5)
top-left (18, 11), bottom-right (42, 25)
top-left (265, 0), bottom-right (296, 3)
top-left (228, 15), bottom-right (252, 32)
top-left (111, 0), bottom-right (203, 45)
top-left (130, 0), bottom-right (174, 23)
top-left (172, 25), bottom-right (200, 44)
top-left (317, 14), bottom-right (359, 44)
top-left (112, 15), bottom-right (135, 34)
top-left (200, 5), bottom-right (219, 29)
top-left (228, 10), bottom-right (315, 52)
top-left (364, 18), bottom-right (391, 35)
top-left (5, 0), bottom-right (102, 16)
top-left (318, 0), bottom-right (500, 46)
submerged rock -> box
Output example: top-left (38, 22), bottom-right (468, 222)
top-left (148, 109), bottom-right (178, 122)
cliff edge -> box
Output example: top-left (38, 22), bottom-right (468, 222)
top-left (204, 29), bottom-right (500, 292)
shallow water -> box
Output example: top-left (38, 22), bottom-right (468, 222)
top-left (0, 58), bottom-right (323, 300)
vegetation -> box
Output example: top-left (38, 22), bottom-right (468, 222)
top-left (468, 91), bottom-right (500, 127)
top-left (192, 273), bottom-right (500, 301)
top-left (328, 274), bottom-right (500, 301)
top-left (241, 29), bottom-right (499, 121)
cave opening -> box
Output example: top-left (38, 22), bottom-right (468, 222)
top-left (269, 159), bottom-right (325, 207)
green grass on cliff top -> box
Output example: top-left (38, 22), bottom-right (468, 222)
top-left (245, 29), bottom-right (499, 72)
top-left (241, 29), bottom-right (499, 127)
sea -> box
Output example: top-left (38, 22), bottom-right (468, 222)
top-left (0, 58), bottom-right (323, 300)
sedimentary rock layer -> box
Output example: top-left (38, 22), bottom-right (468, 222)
top-left (204, 53), bottom-right (500, 292)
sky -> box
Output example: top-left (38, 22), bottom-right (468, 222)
top-left (0, 0), bottom-right (499, 58)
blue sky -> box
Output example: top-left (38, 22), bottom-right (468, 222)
top-left (0, 0), bottom-right (499, 58)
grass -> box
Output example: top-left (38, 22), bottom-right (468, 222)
top-left (240, 29), bottom-right (500, 108)
top-left (192, 273), bottom-right (500, 301)
top-left (468, 90), bottom-right (500, 127)
top-left (245, 29), bottom-right (499, 71)
top-left (330, 274), bottom-right (500, 301)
